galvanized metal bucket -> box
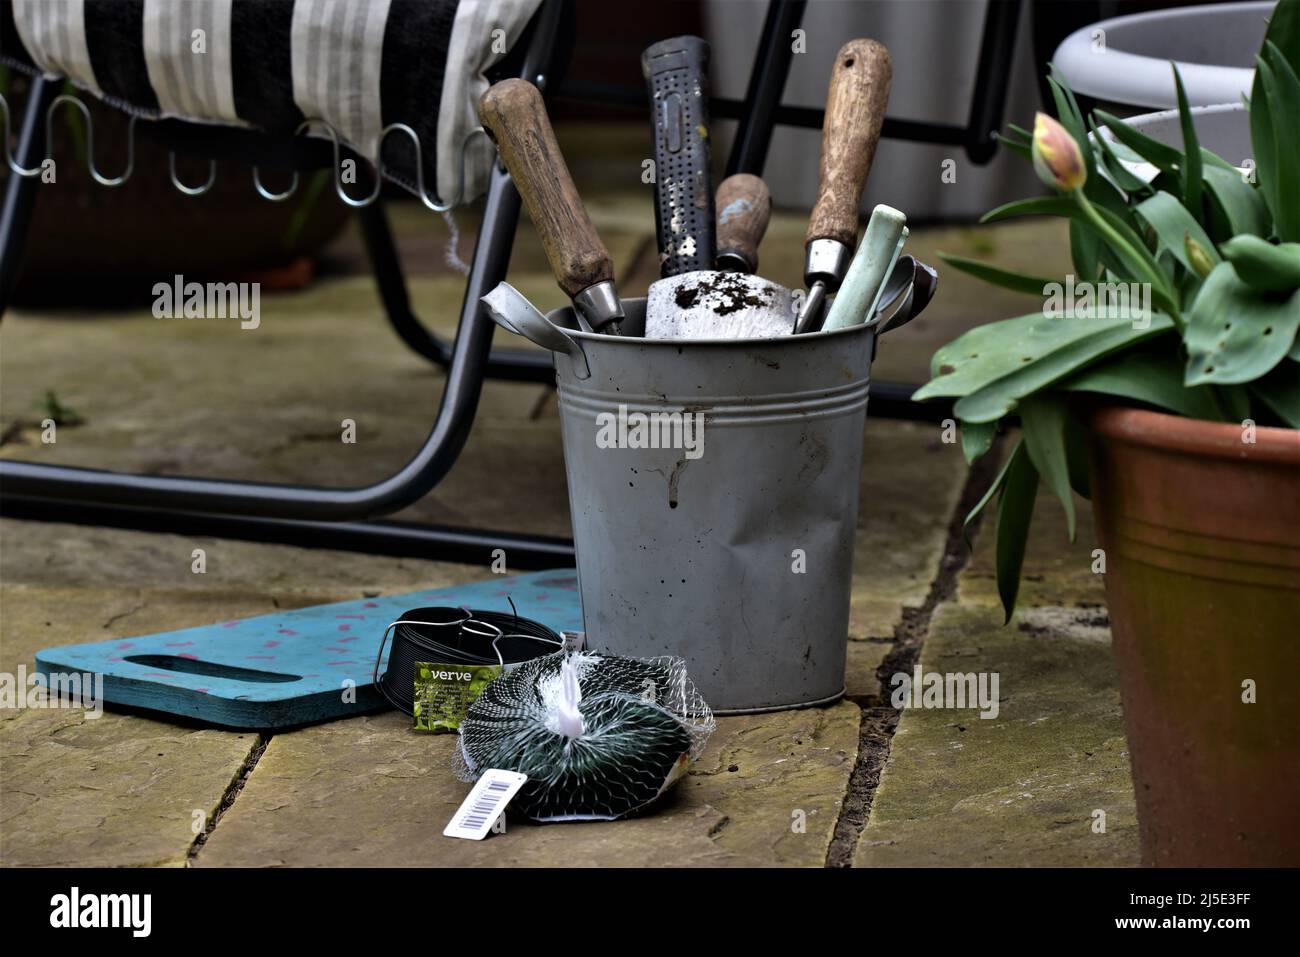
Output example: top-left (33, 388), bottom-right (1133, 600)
top-left (491, 294), bottom-right (882, 713)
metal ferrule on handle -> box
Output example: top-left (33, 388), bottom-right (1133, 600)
top-left (573, 280), bottom-right (624, 334)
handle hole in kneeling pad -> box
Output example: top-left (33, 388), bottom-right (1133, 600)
top-left (124, 655), bottom-right (302, 683)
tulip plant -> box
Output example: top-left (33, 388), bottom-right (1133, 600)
top-left (915, 0), bottom-right (1300, 620)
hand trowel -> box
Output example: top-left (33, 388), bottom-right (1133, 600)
top-left (793, 39), bottom-right (893, 335)
top-left (478, 79), bottom-right (623, 334)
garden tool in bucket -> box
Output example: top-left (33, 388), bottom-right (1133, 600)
top-left (795, 39), bottom-right (893, 334)
top-left (479, 79), bottom-right (625, 335)
top-left (480, 288), bottom-right (934, 713)
top-left (640, 37), bottom-right (794, 341)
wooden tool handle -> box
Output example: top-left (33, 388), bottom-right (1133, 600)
top-left (479, 79), bottom-right (612, 297)
top-left (715, 173), bottom-right (772, 272)
top-left (805, 39), bottom-right (892, 248)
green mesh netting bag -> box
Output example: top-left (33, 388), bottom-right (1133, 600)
top-left (453, 652), bottom-right (715, 822)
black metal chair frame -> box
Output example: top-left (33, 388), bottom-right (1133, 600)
top-left (0, 0), bottom-right (1019, 568)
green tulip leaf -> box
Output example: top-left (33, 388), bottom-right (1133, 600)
top-left (1019, 394), bottom-right (1077, 540)
top-left (919, 310), bottom-right (1174, 410)
top-left (1099, 135), bottom-right (1146, 165)
top-left (1088, 116), bottom-right (1153, 195)
top-left (951, 316), bottom-right (1175, 423)
top-left (1095, 109), bottom-right (1183, 175)
top-left (1089, 201), bottom-right (1181, 311)
top-left (1198, 147), bottom-right (1237, 172)
top-left (963, 439), bottom-right (1017, 547)
top-left (1133, 190), bottom-right (1220, 274)
top-left (985, 192), bottom-right (1177, 310)
top-left (999, 136), bottom-right (1031, 162)
top-left (1063, 408), bottom-right (1091, 499)
top-left (1263, 0), bottom-right (1300, 72)
top-left (994, 441), bottom-right (1040, 624)
top-left (1070, 219), bottom-right (1103, 281)
top-left (937, 253), bottom-right (1060, 297)
top-left (982, 196), bottom-right (1078, 224)
top-left (1203, 165), bottom-right (1270, 239)
top-left (961, 419), bottom-right (998, 465)
top-left (1248, 358), bottom-right (1300, 427)
top-left (1257, 43), bottom-right (1300, 241)
top-left (1173, 66), bottom-right (1203, 218)
top-left (918, 310), bottom-right (1148, 399)
top-left (997, 124), bottom-right (1033, 161)
top-left (1220, 235), bottom-right (1300, 291)
top-left (1059, 342), bottom-right (1224, 421)
top-left (1184, 261), bottom-right (1300, 385)
top-left (1250, 55), bottom-right (1280, 231)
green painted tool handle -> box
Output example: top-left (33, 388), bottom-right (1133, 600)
top-left (865, 229), bottom-right (909, 326)
top-left (822, 205), bottom-right (907, 330)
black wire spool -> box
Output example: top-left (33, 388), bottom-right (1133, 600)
top-left (374, 606), bottom-right (562, 715)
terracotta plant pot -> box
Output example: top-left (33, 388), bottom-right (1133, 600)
top-left (1087, 406), bottom-right (1300, 866)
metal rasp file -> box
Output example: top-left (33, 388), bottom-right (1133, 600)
top-left (642, 35), bottom-right (716, 278)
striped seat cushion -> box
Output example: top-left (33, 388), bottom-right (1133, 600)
top-left (0, 0), bottom-right (541, 205)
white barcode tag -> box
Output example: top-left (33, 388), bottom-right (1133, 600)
top-left (443, 769), bottom-right (528, 840)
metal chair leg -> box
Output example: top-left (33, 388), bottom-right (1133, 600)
top-left (0, 76), bottom-right (60, 313)
top-left (724, 0), bottom-right (806, 177)
top-left (358, 200), bottom-right (554, 383)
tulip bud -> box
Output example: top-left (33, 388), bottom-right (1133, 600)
top-left (1031, 112), bottom-right (1087, 193)
top-left (1184, 232), bottom-right (1215, 278)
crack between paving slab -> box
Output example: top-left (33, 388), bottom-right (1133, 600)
top-left (186, 733), bottom-right (269, 863)
top-left (101, 600), bottom-right (146, 630)
top-left (825, 437), bottom-right (1006, 868)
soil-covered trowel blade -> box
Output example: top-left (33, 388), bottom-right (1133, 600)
top-left (645, 270), bottom-right (795, 340)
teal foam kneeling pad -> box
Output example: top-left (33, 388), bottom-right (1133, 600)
top-left (34, 570), bottom-right (582, 729)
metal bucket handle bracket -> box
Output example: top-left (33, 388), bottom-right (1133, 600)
top-left (481, 282), bottom-right (591, 379)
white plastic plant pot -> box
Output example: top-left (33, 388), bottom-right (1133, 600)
top-left (1053, 1), bottom-right (1274, 112)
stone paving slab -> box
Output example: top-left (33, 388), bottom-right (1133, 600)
top-left (195, 701), bottom-right (858, 867)
top-left (855, 601), bottom-right (1138, 867)
top-left (844, 639), bottom-right (893, 702)
top-left (0, 707), bottom-right (253, 867)
top-left (856, 487), bottom-right (1138, 867)
top-left (851, 420), bottom-right (964, 639)
top-left (0, 520), bottom-right (492, 596)
top-left (0, 585), bottom-right (284, 867)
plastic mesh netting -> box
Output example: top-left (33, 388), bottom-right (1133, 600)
top-left (453, 652), bottom-right (715, 822)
